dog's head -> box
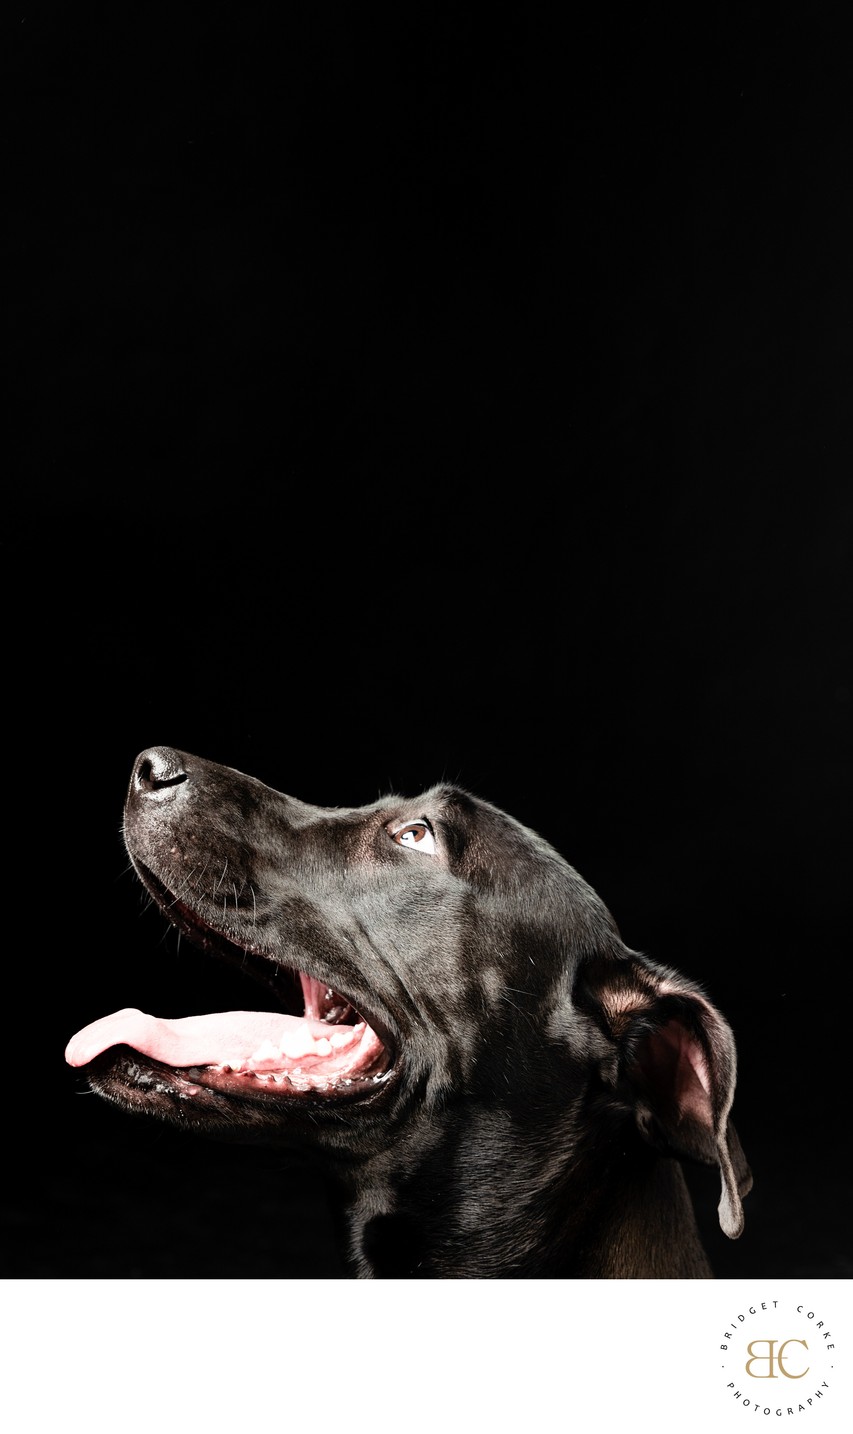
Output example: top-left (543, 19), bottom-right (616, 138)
top-left (66, 747), bottom-right (751, 1239)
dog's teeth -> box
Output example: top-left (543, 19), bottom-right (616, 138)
top-left (278, 1027), bottom-right (324, 1060)
top-left (247, 1039), bottom-right (283, 1067)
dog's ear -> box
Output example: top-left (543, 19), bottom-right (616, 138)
top-left (579, 951), bottom-right (752, 1238)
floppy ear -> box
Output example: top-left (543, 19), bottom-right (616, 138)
top-left (580, 951), bottom-right (753, 1238)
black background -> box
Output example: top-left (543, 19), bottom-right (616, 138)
top-left (5, 4), bottom-right (851, 1281)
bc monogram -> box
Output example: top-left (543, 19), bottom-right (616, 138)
top-left (745, 1340), bottom-right (809, 1380)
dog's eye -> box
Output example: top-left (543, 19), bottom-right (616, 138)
top-left (390, 821), bottom-right (437, 855)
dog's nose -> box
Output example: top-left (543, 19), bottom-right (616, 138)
top-left (132, 747), bottom-right (189, 794)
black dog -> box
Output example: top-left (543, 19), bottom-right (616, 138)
top-left (66, 747), bottom-right (752, 1277)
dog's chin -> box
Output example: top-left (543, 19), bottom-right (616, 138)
top-left (84, 1042), bottom-right (397, 1133)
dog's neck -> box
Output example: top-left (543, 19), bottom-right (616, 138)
top-left (563, 1154), bottom-right (714, 1279)
top-left (329, 1109), bottom-right (714, 1279)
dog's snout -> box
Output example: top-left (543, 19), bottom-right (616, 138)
top-left (133, 746), bottom-right (189, 794)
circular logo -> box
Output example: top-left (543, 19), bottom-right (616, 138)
top-left (716, 1296), bottom-right (840, 1420)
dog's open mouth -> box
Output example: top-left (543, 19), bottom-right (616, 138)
top-left (65, 972), bottom-right (389, 1095)
top-left (65, 863), bottom-right (393, 1103)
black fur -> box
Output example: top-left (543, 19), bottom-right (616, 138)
top-left (67, 747), bottom-right (752, 1278)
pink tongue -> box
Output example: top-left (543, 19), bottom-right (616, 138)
top-left (64, 1008), bottom-right (361, 1071)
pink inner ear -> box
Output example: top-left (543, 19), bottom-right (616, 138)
top-left (638, 1018), bottom-right (714, 1129)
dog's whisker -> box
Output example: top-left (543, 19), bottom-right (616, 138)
top-left (498, 990), bottom-right (539, 1034)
